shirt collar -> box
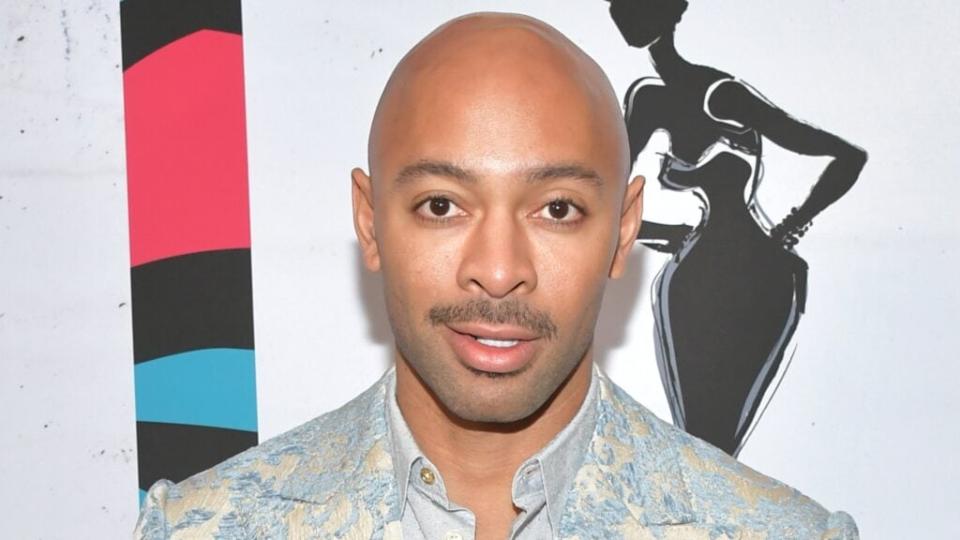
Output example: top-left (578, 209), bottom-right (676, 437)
top-left (521, 364), bottom-right (598, 531)
top-left (384, 370), bottom-right (424, 508)
top-left (384, 363), bottom-right (599, 531)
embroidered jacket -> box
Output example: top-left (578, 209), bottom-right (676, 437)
top-left (135, 368), bottom-right (858, 539)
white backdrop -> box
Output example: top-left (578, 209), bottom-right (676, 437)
top-left (2, 0), bottom-right (958, 537)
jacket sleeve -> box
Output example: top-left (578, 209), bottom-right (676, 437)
top-left (133, 480), bottom-right (175, 539)
top-left (822, 510), bottom-right (859, 540)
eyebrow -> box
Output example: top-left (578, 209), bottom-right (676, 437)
top-left (525, 164), bottom-right (603, 186)
top-left (395, 160), bottom-right (478, 185)
top-left (393, 160), bottom-right (604, 188)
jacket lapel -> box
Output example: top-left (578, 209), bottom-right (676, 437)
top-left (272, 369), bottom-right (404, 538)
top-left (559, 370), bottom-right (696, 536)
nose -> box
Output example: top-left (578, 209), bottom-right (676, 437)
top-left (456, 209), bottom-right (537, 299)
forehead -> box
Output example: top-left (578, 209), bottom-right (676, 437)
top-left (369, 31), bottom-right (626, 186)
top-left (379, 81), bottom-right (621, 187)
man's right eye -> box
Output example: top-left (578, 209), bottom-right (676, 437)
top-left (415, 196), bottom-right (467, 221)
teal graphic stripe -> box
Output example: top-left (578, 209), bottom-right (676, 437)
top-left (135, 348), bottom-right (257, 432)
top-left (139, 489), bottom-right (147, 507)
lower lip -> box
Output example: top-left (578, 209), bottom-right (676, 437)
top-left (443, 327), bottom-right (538, 374)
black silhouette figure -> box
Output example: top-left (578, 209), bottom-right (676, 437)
top-left (606, 0), bottom-right (867, 456)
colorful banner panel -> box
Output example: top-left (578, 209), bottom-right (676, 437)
top-left (119, 0), bottom-right (258, 503)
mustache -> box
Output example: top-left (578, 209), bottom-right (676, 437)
top-left (426, 299), bottom-right (558, 341)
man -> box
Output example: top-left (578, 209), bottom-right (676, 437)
top-left (136, 13), bottom-right (857, 539)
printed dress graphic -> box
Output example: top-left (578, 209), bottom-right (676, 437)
top-left (605, 0), bottom-right (867, 455)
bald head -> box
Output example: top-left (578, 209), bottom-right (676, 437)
top-left (368, 12), bottom-right (629, 185)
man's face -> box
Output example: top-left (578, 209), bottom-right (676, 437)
top-left (353, 22), bottom-right (642, 424)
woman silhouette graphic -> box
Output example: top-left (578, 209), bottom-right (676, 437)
top-left (606, 0), bottom-right (867, 456)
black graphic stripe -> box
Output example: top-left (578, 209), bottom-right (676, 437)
top-left (120, 0), bottom-right (243, 70)
top-left (131, 249), bottom-right (254, 363)
top-left (137, 421), bottom-right (257, 490)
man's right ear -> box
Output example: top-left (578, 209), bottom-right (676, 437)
top-left (351, 168), bottom-right (381, 272)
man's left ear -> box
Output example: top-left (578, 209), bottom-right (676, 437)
top-left (609, 175), bottom-right (645, 279)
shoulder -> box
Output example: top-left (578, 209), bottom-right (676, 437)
top-left (624, 76), bottom-right (666, 118)
top-left (675, 432), bottom-right (859, 538)
top-left (705, 77), bottom-right (777, 129)
top-left (134, 372), bottom-right (394, 538)
top-left (596, 373), bottom-right (859, 539)
top-left (625, 76), bottom-right (665, 96)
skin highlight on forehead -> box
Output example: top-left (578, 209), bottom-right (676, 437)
top-left (367, 12), bottom-right (630, 187)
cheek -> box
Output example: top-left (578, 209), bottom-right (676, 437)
top-left (377, 214), bottom-right (462, 310)
top-left (531, 224), bottom-right (618, 315)
top-left (534, 209), bottom-right (620, 273)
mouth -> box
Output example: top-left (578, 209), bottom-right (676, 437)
top-left (443, 323), bottom-right (541, 375)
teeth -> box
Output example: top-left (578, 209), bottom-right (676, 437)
top-left (476, 337), bottom-right (520, 348)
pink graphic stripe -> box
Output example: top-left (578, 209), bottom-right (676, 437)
top-left (124, 29), bottom-right (251, 266)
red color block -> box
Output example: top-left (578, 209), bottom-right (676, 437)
top-left (124, 29), bottom-right (251, 266)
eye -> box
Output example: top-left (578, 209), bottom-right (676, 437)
top-left (534, 198), bottom-right (584, 224)
top-left (415, 196), bottom-right (467, 221)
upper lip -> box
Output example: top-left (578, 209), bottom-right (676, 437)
top-left (447, 322), bottom-right (539, 341)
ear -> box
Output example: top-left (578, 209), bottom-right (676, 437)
top-left (608, 175), bottom-right (645, 279)
top-left (351, 167), bottom-right (381, 272)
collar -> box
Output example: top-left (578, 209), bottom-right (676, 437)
top-left (272, 365), bottom-right (695, 535)
top-left (385, 364), bottom-right (599, 532)
top-left (383, 369), bottom-right (416, 508)
top-left (519, 365), bottom-right (598, 530)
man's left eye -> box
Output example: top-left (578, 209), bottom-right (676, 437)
top-left (535, 199), bottom-right (583, 223)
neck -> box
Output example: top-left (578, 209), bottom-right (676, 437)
top-left (394, 351), bottom-right (593, 495)
top-left (648, 32), bottom-right (691, 83)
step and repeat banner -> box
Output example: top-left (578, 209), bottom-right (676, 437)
top-left (2, 0), bottom-right (958, 538)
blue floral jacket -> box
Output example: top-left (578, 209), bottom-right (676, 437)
top-left (135, 368), bottom-right (858, 539)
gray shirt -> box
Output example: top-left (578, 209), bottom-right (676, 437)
top-left (384, 368), bottom-right (599, 540)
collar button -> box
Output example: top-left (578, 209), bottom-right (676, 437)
top-left (419, 467), bottom-right (436, 485)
